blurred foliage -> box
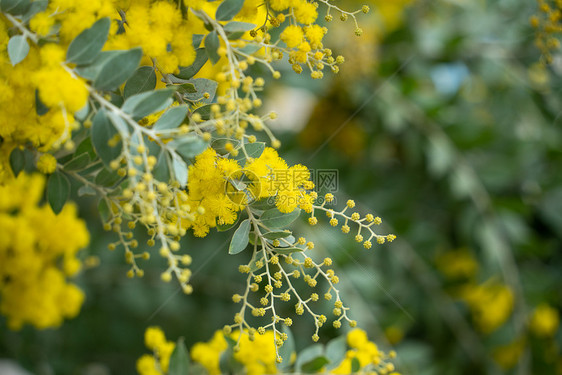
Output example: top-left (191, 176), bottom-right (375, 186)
top-left (2, 0), bottom-right (562, 374)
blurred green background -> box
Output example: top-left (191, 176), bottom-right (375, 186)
top-left (2, 0), bottom-right (562, 374)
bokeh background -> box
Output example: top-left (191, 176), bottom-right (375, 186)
top-left (2, 0), bottom-right (562, 374)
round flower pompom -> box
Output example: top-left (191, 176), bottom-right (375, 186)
top-left (37, 153), bottom-right (57, 174)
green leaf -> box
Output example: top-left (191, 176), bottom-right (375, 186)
top-left (1, 0), bottom-right (30, 15)
top-left (169, 136), bottom-right (208, 161)
top-left (192, 104), bottom-right (211, 120)
top-left (250, 198), bottom-right (275, 211)
top-left (215, 0), bottom-right (245, 21)
top-left (302, 356), bottom-right (330, 373)
top-left (211, 138), bottom-right (240, 155)
top-left (175, 83), bottom-right (197, 94)
top-left (106, 111), bottom-right (130, 136)
top-left (204, 30), bottom-right (220, 64)
top-left (229, 219), bottom-right (251, 255)
top-left (98, 199), bottom-right (111, 223)
top-left (248, 232), bottom-right (262, 246)
top-left (262, 230), bottom-right (292, 240)
top-left (192, 34), bottom-right (204, 48)
top-left (123, 66), bottom-right (157, 99)
top-left (35, 89), bottom-right (49, 115)
top-left (350, 357), bottom-right (361, 373)
top-left (217, 216), bottom-right (240, 232)
top-left (91, 109), bottom-right (122, 168)
top-left (153, 105), bottom-right (188, 131)
top-left (176, 48), bottom-right (208, 80)
top-left (74, 102), bottom-right (90, 121)
top-left (153, 150), bottom-right (171, 183)
top-left (275, 235), bottom-right (295, 248)
top-left (172, 154), bottom-right (188, 187)
top-left (21, 0), bottom-right (47, 23)
top-left (8, 35), bottom-right (29, 66)
top-left (169, 338), bottom-right (190, 375)
top-left (237, 142), bottom-right (265, 166)
top-left (182, 78), bottom-right (218, 103)
top-left (277, 326), bottom-right (295, 370)
top-left (121, 88), bottom-right (174, 120)
top-left (224, 21), bottom-right (255, 33)
top-left (66, 17), bottom-right (110, 65)
top-left (260, 208), bottom-right (301, 230)
top-left (325, 336), bottom-right (347, 370)
top-left (93, 48), bottom-right (142, 91)
top-left (74, 50), bottom-right (121, 80)
top-left (274, 247), bottom-right (304, 255)
top-left (78, 185), bottom-right (96, 197)
top-left (47, 171), bottom-right (70, 214)
top-left (9, 148), bottom-right (25, 177)
top-left (75, 137), bottom-right (96, 159)
top-left (295, 344), bottom-right (324, 372)
top-left (95, 168), bottom-right (121, 187)
top-left (63, 153), bottom-right (90, 171)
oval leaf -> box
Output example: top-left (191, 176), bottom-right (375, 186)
top-left (260, 208), bottom-right (301, 229)
top-left (153, 150), bottom-right (171, 183)
top-left (153, 105), bottom-right (189, 131)
top-left (182, 78), bottom-right (218, 103)
top-left (325, 336), bottom-right (347, 370)
top-left (216, 0), bottom-right (245, 21)
top-left (63, 153), bottom-right (90, 171)
top-left (176, 48), bottom-right (208, 80)
top-left (1, 0), bottom-right (31, 15)
top-left (95, 168), bottom-right (121, 187)
top-left (47, 171), bottom-right (70, 214)
top-left (274, 247), bottom-right (304, 255)
top-left (74, 50), bottom-right (121, 80)
top-left (9, 147), bottom-right (25, 177)
top-left (121, 89), bottom-right (174, 121)
top-left (295, 344), bottom-right (324, 372)
top-left (169, 338), bottom-right (190, 375)
top-left (351, 357), bottom-right (361, 373)
top-left (8, 35), bottom-right (29, 66)
top-left (263, 230), bottom-right (292, 240)
top-left (169, 136), bottom-right (208, 161)
top-left (229, 219), bottom-right (251, 255)
top-left (205, 30), bottom-right (220, 64)
top-left (224, 21), bottom-right (255, 33)
top-left (237, 142), bottom-right (265, 166)
top-left (66, 17), bottom-right (110, 65)
top-left (172, 154), bottom-right (188, 187)
top-left (91, 109), bottom-right (122, 168)
top-left (93, 48), bottom-right (142, 91)
top-left (123, 66), bottom-right (157, 99)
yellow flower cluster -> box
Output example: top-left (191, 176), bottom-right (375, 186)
top-left (106, 0), bottom-right (196, 74)
top-left (331, 329), bottom-right (399, 375)
top-left (0, 173), bottom-right (89, 330)
top-left (461, 280), bottom-right (514, 334)
top-left (30, 0), bottom-right (115, 42)
top-left (269, 0), bottom-right (344, 78)
top-left (531, 0), bottom-right (562, 63)
top-left (529, 303), bottom-right (560, 337)
top-left (137, 326), bottom-right (176, 375)
top-left (0, 37), bottom-right (78, 156)
top-left (189, 328), bottom-right (398, 375)
top-left (191, 330), bottom-right (277, 375)
top-left (435, 249), bottom-right (478, 280)
top-left (182, 147), bottom-right (313, 237)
